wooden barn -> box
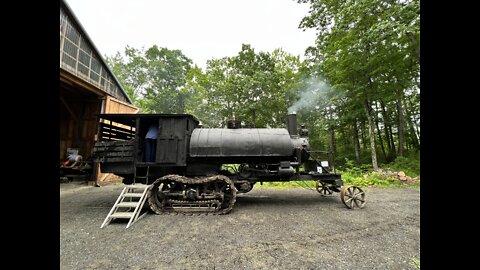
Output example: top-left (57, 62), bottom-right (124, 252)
top-left (60, 0), bottom-right (138, 166)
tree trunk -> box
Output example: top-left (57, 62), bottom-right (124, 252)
top-left (413, 115), bottom-right (420, 143)
top-left (329, 126), bottom-right (336, 170)
top-left (387, 118), bottom-right (396, 159)
top-left (374, 101), bottom-right (387, 162)
top-left (396, 97), bottom-right (405, 157)
top-left (406, 111), bottom-right (420, 150)
top-left (364, 99), bottom-right (378, 170)
top-left (342, 127), bottom-right (349, 150)
top-left (380, 100), bottom-right (395, 162)
top-left (360, 120), bottom-right (368, 150)
top-left (405, 97), bottom-right (420, 150)
top-left (353, 120), bottom-right (361, 163)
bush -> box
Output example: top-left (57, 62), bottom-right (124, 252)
top-left (340, 169), bottom-right (417, 188)
top-left (339, 158), bottom-right (372, 176)
top-left (385, 156), bottom-right (420, 178)
top-left (336, 157), bottom-right (420, 188)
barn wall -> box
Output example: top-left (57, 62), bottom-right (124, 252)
top-left (105, 96), bottom-right (139, 114)
top-left (96, 96), bottom-right (138, 182)
top-left (60, 95), bottom-right (101, 161)
top-left (60, 94), bottom-right (139, 162)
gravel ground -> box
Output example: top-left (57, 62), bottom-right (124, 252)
top-left (60, 182), bottom-right (420, 270)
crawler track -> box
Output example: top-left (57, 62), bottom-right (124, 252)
top-left (147, 174), bottom-right (237, 215)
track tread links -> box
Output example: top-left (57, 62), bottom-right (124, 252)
top-left (147, 174), bottom-right (237, 215)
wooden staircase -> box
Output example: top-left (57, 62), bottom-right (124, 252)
top-left (100, 184), bottom-right (150, 229)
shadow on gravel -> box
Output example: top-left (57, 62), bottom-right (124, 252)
top-left (235, 192), bottom-right (342, 210)
top-left (78, 191), bottom-right (344, 215)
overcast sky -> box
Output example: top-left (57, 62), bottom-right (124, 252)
top-left (65, 0), bottom-right (316, 70)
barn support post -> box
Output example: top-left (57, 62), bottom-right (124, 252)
top-left (90, 97), bottom-right (105, 186)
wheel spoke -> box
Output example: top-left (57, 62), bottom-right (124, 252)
top-left (349, 198), bottom-right (355, 208)
top-left (354, 199), bottom-right (360, 208)
top-left (354, 191), bottom-right (365, 197)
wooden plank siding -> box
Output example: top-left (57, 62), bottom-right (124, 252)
top-left (96, 97), bottom-right (138, 183)
top-left (59, 97), bottom-right (138, 157)
top-left (105, 96), bottom-right (139, 114)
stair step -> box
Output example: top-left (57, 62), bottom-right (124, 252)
top-left (110, 212), bottom-right (134, 219)
top-left (124, 193), bottom-right (143, 198)
top-left (117, 202), bottom-right (139, 208)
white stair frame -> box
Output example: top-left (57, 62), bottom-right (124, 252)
top-left (100, 184), bottom-right (151, 229)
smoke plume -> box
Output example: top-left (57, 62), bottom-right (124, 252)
top-left (288, 77), bottom-right (333, 114)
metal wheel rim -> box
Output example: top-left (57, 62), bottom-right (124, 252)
top-left (315, 181), bottom-right (333, 196)
top-left (340, 185), bottom-right (366, 209)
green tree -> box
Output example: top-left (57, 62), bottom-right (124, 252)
top-left (106, 45), bottom-right (193, 113)
top-left (105, 46), bottom-right (148, 104)
top-left (297, 0), bottom-right (420, 168)
top-left (187, 44), bottom-right (304, 128)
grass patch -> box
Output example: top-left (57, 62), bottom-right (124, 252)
top-left (256, 181), bottom-right (317, 190)
top-left (337, 157), bottom-right (420, 188)
top-left (340, 170), bottom-right (420, 188)
top-left (253, 168), bottom-right (420, 190)
top-left (410, 257), bottom-right (420, 269)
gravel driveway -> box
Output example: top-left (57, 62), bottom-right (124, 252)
top-left (60, 182), bottom-right (420, 270)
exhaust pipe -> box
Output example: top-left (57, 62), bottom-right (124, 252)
top-left (287, 113), bottom-right (298, 136)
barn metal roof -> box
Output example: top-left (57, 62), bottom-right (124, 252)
top-left (60, 0), bottom-right (133, 104)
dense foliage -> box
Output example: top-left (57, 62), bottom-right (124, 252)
top-left (105, 0), bottom-right (420, 173)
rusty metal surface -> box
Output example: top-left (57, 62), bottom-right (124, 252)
top-left (340, 185), bottom-right (366, 209)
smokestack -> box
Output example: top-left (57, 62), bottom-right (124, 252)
top-left (226, 112), bottom-right (241, 129)
top-left (287, 113), bottom-right (298, 136)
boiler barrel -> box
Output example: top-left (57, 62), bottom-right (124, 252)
top-left (189, 128), bottom-right (294, 158)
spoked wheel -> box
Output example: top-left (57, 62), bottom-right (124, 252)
top-left (315, 181), bottom-right (333, 196)
top-left (340, 185), bottom-right (366, 209)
